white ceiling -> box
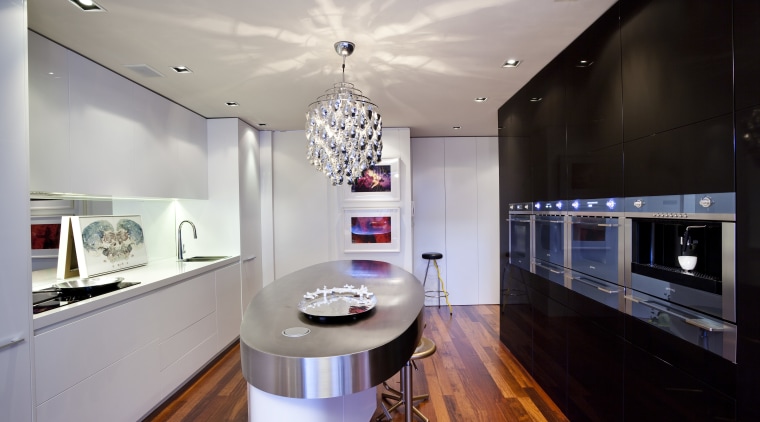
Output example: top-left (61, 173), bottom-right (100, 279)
top-left (27, 0), bottom-right (617, 138)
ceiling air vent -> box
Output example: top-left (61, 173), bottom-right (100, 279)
top-left (123, 64), bottom-right (165, 78)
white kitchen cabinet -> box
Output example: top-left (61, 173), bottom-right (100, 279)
top-left (33, 262), bottom-right (242, 422)
top-left (215, 262), bottom-right (242, 348)
top-left (1, 2), bottom-right (33, 420)
top-left (28, 32), bottom-right (208, 199)
top-left (34, 293), bottom-right (163, 422)
top-left (28, 31), bottom-right (70, 194)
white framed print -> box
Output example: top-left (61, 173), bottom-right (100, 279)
top-left (65, 215), bottom-right (148, 277)
top-left (31, 216), bottom-right (63, 259)
top-left (343, 208), bottom-right (400, 253)
top-left (342, 158), bottom-right (400, 202)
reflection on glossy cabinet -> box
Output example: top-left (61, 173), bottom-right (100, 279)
top-left (620, 0), bottom-right (732, 141)
top-left (735, 0), bottom-right (760, 111)
top-left (530, 286), bottom-right (567, 413)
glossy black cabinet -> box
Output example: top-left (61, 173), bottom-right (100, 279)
top-left (620, 0), bottom-right (732, 142)
top-left (564, 4), bottom-right (624, 199)
top-left (529, 285), bottom-right (567, 413)
top-left (527, 58), bottom-right (567, 201)
top-left (624, 341), bottom-right (735, 421)
top-left (499, 265), bottom-right (532, 371)
top-left (566, 311), bottom-right (624, 422)
top-left (734, 0), bottom-right (760, 111)
top-left (734, 106), bottom-right (760, 420)
top-left (623, 114), bottom-right (734, 197)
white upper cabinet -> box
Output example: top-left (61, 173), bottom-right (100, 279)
top-left (28, 32), bottom-right (208, 199)
top-left (28, 31), bottom-right (70, 194)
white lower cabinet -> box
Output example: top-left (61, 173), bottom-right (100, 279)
top-left (216, 263), bottom-right (242, 348)
top-left (34, 263), bottom-right (242, 422)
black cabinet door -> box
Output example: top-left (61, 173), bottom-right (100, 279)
top-left (566, 310), bottom-right (624, 422)
top-left (623, 114), bottom-right (734, 197)
top-left (564, 4), bottom-right (623, 200)
top-left (734, 0), bottom-right (760, 111)
top-left (530, 285), bottom-right (567, 413)
top-left (624, 342), bottom-right (735, 421)
top-left (732, 106), bottom-right (760, 420)
top-left (499, 265), bottom-right (533, 371)
top-left (620, 0), bottom-right (732, 142)
top-left (526, 58), bottom-right (567, 201)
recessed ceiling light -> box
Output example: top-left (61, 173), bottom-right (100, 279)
top-left (453, 126), bottom-right (462, 130)
top-left (576, 60), bottom-right (594, 68)
top-left (69, 0), bottom-right (105, 11)
top-left (529, 97), bottom-right (543, 102)
top-left (502, 59), bottom-right (521, 68)
top-left (171, 66), bottom-right (193, 74)
top-left (225, 101), bottom-right (239, 107)
top-left (259, 123), bottom-right (267, 127)
top-left (474, 97), bottom-right (488, 103)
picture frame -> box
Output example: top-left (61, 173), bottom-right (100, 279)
top-left (58, 215), bottom-right (148, 278)
top-left (341, 158), bottom-right (400, 202)
top-left (31, 216), bottom-right (63, 259)
top-left (343, 208), bottom-right (400, 253)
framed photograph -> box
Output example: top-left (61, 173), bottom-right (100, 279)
top-left (343, 208), bottom-right (400, 253)
top-left (342, 158), bottom-right (400, 202)
top-left (31, 216), bottom-right (63, 259)
top-left (64, 215), bottom-right (148, 277)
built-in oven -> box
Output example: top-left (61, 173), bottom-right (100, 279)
top-left (624, 193), bottom-right (737, 362)
top-left (508, 202), bottom-right (533, 272)
top-left (532, 200), bottom-right (567, 285)
top-left (567, 198), bottom-right (624, 285)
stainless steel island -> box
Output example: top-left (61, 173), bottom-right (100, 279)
top-left (240, 260), bottom-right (425, 421)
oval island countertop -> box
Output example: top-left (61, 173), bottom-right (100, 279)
top-left (240, 260), bottom-right (424, 399)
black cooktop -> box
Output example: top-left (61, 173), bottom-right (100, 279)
top-left (33, 281), bottom-right (141, 314)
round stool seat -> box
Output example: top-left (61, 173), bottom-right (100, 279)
top-left (411, 337), bottom-right (436, 361)
top-left (421, 252), bottom-right (442, 260)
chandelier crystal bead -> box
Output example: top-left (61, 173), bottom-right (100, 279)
top-left (305, 41), bottom-right (383, 185)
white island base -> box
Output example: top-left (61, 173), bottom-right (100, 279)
top-left (248, 384), bottom-right (377, 422)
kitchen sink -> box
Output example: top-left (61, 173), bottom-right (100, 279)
top-left (181, 255), bottom-right (230, 262)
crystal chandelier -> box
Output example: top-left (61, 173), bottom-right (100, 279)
top-left (306, 41), bottom-right (383, 185)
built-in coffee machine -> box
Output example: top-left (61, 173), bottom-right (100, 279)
top-left (624, 193), bottom-right (736, 362)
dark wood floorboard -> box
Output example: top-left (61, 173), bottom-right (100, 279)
top-left (144, 305), bottom-right (567, 422)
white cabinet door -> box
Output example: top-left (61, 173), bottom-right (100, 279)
top-left (1, 2), bottom-right (33, 420)
top-left (68, 51), bottom-right (143, 197)
top-left (216, 262), bottom-right (242, 348)
top-left (28, 31), bottom-right (71, 194)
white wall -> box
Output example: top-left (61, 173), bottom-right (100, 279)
top-left (411, 137), bottom-right (500, 305)
top-left (269, 128), bottom-right (413, 279)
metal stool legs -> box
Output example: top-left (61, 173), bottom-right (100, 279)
top-left (422, 256), bottom-right (452, 315)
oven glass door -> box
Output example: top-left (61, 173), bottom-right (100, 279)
top-left (534, 215), bottom-right (565, 267)
top-left (509, 215), bottom-right (532, 271)
top-left (570, 216), bottom-right (621, 284)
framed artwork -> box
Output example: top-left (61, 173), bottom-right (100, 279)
top-left (58, 215), bottom-right (148, 278)
top-left (31, 216), bottom-right (62, 259)
top-left (343, 208), bottom-right (400, 253)
top-left (342, 158), bottom-right (400, 202)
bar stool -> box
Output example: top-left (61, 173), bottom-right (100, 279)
top-left (378, 337), bottom-right (437, 422)
top-left (421, 252), bottom-right (452, 315)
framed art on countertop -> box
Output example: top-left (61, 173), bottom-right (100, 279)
top-left (341, 158), bottom-right (400, 203)
top-left (343, 208), bottom-right (400, 253)
top-left (57, 215), bottom-right (148, 278)
top-left (31, 216), bottom-right (62, 259)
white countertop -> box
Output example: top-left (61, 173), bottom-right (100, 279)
top-left (32, 256), bottom-right (239, 331)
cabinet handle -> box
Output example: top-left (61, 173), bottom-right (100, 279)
top-left (0, 336), bottom-right (24, 351)
top-left (572, 276), bottom-right (619, 294)
top-left (571, 221), bottom-right (619, 228)
top-left (243, 255), bottom-right (257, 263)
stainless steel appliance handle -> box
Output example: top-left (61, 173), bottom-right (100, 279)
top-left (0, 336), bottom-right (24, 351)
top-left (571, 221), bottom-right (619, 227)
top-left (625, 295), bottom-right (729, 332)
top-left (572, 276), bottom-right (619, 294)
top-left (534, 261), bottom-right (563, 274)
top-left (506, 218), bottom-right (531, 223)
top-left (624, 294), bottom-right (694, 323)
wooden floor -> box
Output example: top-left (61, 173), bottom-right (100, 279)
top-left (144, 305), bottom-right (567, 422)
